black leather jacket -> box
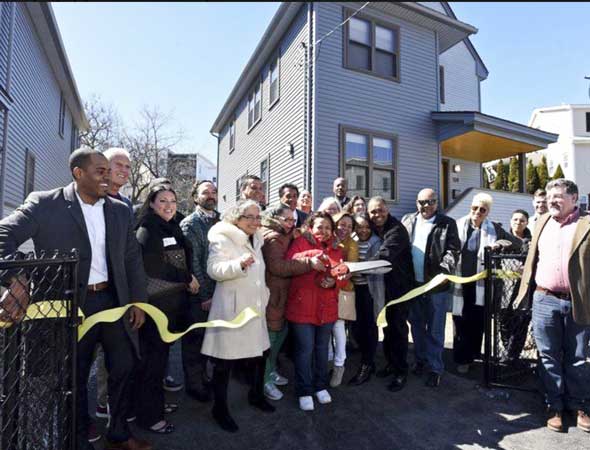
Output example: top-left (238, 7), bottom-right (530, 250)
top-left (401, 212), bottom-right (461, 291)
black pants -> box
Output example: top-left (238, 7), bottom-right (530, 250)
top-left (210, 352), bottom-right (268, 413)
top-left (382, 301), bottom-right (410, 376)
top-left (78, 290), bottom-right (135, 443)
top-left (181, 299), bottom-right (210, 390)
top-left (353, 284), bottom-right (378, 366)
top-left (453, 282), bottom-right (484, 365)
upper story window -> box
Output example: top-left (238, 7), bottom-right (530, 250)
top-left (58, 91), bottom-right (66, 137)
top-left (586, 112), bottom-right (590, 133)
top-left (229, 118), bottom-right (235, 153)
top-left (269, 52), bottom-right (280, 107)
top-left (24, 148), bottom-right (35, 198)
top-left (439, 66), bottom-right (445, 104)
top-left (260, 156), bottom-right (269, 199)
top-left (248, 78), bottom-right (262, 130)
top-left (344, 11), bottom-right (400, 81)
top-left (341, 126), bottom-right (397, 201)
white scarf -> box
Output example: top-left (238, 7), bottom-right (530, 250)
top-left (451, 215), bottom-right (497, 316)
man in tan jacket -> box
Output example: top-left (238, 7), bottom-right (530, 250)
top-left (516, 179), bottom-right (590, 433)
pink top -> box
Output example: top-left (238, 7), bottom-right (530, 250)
top-left (534, 208), bottom-right (580, 293)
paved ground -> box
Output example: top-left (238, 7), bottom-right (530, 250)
top-left (88, 314), bottom-right (589, 450)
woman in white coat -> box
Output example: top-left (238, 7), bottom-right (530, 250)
top-left (201, 200), bottom-right (274, 432)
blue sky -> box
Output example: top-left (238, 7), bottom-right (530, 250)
top-left (53, 2), bottom-right (590, 163)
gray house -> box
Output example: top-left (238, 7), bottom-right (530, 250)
top-left (0, 2), bottom-right (87, 219)
top-left (210, 2), bottom-right (556, 217)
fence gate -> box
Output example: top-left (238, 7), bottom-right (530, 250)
top-left (483, 247), bottom-right (538, 391)
top-left (1, 251), bottom-right (79, 450)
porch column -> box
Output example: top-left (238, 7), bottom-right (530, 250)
top-left (518, 153), bottom-right (526, 193)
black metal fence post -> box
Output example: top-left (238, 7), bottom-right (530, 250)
top-left (483, 246), bottom-right (492, 388)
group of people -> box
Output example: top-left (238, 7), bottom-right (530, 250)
top-left (1, 147), bottom-right (589, 450)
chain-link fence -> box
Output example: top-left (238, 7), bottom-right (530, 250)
top-left (1, 251), bottom-right (79, 450)
top-left (483, 246), bottom-right (538, 391)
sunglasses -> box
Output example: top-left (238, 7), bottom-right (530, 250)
top-left (418, 199), bottom-right (437, 206)
top-left (470, 206), bottom-right (488, 214)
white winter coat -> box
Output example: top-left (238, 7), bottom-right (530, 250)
top-left (201, 221), bottom-right (270, 360)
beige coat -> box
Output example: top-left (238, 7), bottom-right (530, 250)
top-left (201, 221), bottom-right (270, 360)
top-left (516, 211), bottom-right (590, 326)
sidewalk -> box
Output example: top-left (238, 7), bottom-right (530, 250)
top-left (89, 316), bottom-right (589, 450)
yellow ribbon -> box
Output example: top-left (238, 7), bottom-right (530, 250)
top-left (1, 301), bottom-right (259, 343)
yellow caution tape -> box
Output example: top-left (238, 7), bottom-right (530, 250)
top-left (1, 301), bottom-right (259, 343)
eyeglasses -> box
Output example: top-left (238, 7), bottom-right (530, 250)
top-left (470, 206), bottom-right (488, 214)
top-left (279, 217), bottom-right (296, 224)
top-left (240, 215), bottom-right (262, 222)
top-left (418, 199), bottom-right (437, 207)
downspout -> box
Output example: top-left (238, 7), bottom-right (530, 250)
top-left (0, 109), bottom-right (9, 219)
top-left (302, 1), bottom-right (314, 193)
top-left (308, 1), bottom-right (315, 198)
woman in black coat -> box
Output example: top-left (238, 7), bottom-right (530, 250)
top-left (133, 185), bottom-right (199, 433)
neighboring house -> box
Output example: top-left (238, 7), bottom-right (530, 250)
top-left (210, 2), bottom-right (557, 218)
top-left (528, 104), bottom-right (590, 208)
top-left (0, 2), bottom-right (87, 219)
top-left (166, 151), bottom-right (218, 215)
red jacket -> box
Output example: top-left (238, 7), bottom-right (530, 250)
top-left (285, 234), bottom-right (346, 325)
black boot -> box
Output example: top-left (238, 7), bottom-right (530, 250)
top-left (348, 363), bottom-right (375, 386)
top-left (211, 364), bottom-right (239, 432)
top-left (248, 356), bottom-right (275, 413)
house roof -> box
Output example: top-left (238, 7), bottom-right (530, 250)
top-left (210, 2), bottom-right (478, 134)
top-left (440, 2), bottom-right (488, 80)
top-left (25, 3), bottom-right (88, 130)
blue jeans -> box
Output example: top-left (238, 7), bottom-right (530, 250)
top-left (409, 292), bottom-right (448, 375)
top-left (291, 322), bottom-right (334, 397)
top-left (532, 292), bottom-right (590, 411)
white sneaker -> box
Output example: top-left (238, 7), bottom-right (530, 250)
top-left (299, 395), bottom-right (314, 411)
top-left (264, 382), bottom-right (283, 401)
top-left (270, 370), bottom-right (288, 386)
top-left (315, 389), bottom-right (332, 404)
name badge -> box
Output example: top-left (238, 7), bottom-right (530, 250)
top-left (163, 237), bottom-right (177, 247)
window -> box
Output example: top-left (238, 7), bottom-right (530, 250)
top-left (58, 91), bottom-right (66, 137)
top-left (70, 123), bottom-right (79, 153)
top-left (344, 11), bottom-right (400, 81)
top-left (236, 173), bottom-right (248, 201)
top-left (24, 149), bottom-right (35, 197)
top-left (269, 52), bottom-right (280, 107)
top-left (586, 112), bottom-right (590, 133)
top-left (247, 78), bottom-right (262, 130)
top-left (439, 66), bottom-right (445, 104)
top-left (260, 156), bottom-right (269, 199)
top-left (341, 126), bottom-right (397, 201)
top-left (229, 118), bottom-right (235, 153)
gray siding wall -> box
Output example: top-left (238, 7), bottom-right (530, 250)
top-left (216, 5), bottom-right (308, 212)
top-left (313, 2), bottom-right (440, 217)
top-left (2, 2), bottom-right (74, 215)
top-left (439, 40), bottom-right (480, 112)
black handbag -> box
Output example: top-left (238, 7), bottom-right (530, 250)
top-left (146, 248), bottom-right (188, 300)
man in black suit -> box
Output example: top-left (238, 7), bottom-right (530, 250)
top-left (367, 196), bottom-right (415, 393)
top-left (279, 183), bottom-right (308, 228)
top-left (0, 148), bottom-right (151, 450)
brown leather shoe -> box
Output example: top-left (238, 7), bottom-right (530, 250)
top-left (546, 411), bottom-right (563, 432)
top-left (577, 410), bottom-right (590, 432)
top-left (104, 437), bottom-right (153, 450)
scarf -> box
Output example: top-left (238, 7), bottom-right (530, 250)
top-left (451, 215), bottom-right (497, 316)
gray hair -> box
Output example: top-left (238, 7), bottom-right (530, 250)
top-left (103, 147), bottom-right (131, 162)
top-left (262, 203), bottom-right (291, 220)
top-left (546, 178), bottom-right (578, 196)
top-left (222, 199), bottom-right (260, 224)
top-left (472, 192), bottom-right (493, 210)
top-left (317, 196), bottom-right (342, 213)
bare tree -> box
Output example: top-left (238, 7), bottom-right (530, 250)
top-left (124, 106), bottom-right (184, 203)
top-left (79, 94), bottom-right (121, 150)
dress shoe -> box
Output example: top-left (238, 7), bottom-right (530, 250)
top-left (248, 392), bottom-right (276, 412)
top-left (387, 375), bottom-right (407, 392)
top-left (425, 372), bottom-right (441, 387)
top-left (212, 405), bottom-right (239, 433)
top-left (186, 385), bottom-right (212, 403)
top-left (104, 436), bottom-right (153, 450)
top-left (577, 410), bottom-right (590, 432)
top-left (412, 362), bottom-right (425, 376)
top-left (376, 364), bottom-right (396, 378)
top-left (348, 364), bottom-right (374, 386)
top-left (546, 411), bottom-right (563, 432)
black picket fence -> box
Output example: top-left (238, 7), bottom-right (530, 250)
top-left (0, 251), bottom-right (79, 450)
top-left (483, 246), bottom-right (538, 391)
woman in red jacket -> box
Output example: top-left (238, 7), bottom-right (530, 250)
top-left (285, 211), bottom-right (348, 411)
